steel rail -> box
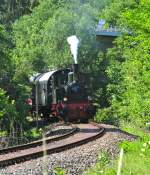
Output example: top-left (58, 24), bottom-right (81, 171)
top-left (0, 126), bottom-right (77, 155)
top-left (0, 123), bottom-right (105, 168)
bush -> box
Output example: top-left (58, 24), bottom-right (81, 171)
top-left (0, 88), bottom-right (18, 131)
top-left (95, 107), bottom-right (119, 126)
top-left (0, 88), bottom-right (28, 137)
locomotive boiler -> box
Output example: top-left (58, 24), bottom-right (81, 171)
top-left (28, 64), bottom-right (96, 122)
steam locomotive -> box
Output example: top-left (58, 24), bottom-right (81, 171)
top-left (27, 64), bottom-right (96, 122)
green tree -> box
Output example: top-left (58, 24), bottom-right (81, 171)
top-left (0, 24), bottom-right (13, 91)
top-left (13, 0), bottom-right (112, 71)
top-left (0, 0), bottom-right (39, 25)
top-left (97, 0), bottom-right (150, 125)
top-left (0, 88), bottom-right (18, 136)
top-left (0, 24), bottom-right (29, 137)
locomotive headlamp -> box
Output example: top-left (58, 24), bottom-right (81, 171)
top-left (63, 97), bottom-right (68, 102)
top-left (88, 96), bottom-right (92, 101)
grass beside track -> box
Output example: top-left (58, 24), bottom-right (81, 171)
top-left (85, 122), bottom-right (150, 175)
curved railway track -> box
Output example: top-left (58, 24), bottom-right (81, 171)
top-left (0, 123), bottom-right (104, 168)
top-left (0, 125), bottom-right (77, 155)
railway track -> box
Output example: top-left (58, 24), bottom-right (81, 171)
top-left (0, 123), bottom-right (104, 168)
top-left (0, 125), bottom-right (77, 155)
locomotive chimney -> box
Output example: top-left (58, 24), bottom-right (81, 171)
top-left (72, 63), bottom-right (79, 81)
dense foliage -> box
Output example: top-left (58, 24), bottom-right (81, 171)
top-left (0, 88), bottom-right (18, 136)
top-left (12, 0), bottom-right (112, 74)
top-left (96, 0), bottom-right (150, 126)
top-left (0, 0), bottom-right (39, 26)
top-left (0, 24), bottom-right (12, 91)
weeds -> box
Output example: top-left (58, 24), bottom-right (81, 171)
top-left (54, 167), bottom-right (65, 175)
top-left (85, 122), bottom-right (150, 175)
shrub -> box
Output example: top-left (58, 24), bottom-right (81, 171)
top-left (95, 107), bottom-right (119, 126)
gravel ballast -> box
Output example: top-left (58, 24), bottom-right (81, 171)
top-left (0, 123), bottom-right (137, 175)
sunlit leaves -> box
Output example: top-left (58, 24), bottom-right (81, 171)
top-left (97, 0), bottom-right (150, 125)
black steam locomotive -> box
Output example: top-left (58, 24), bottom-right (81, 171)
top-left (27, 64), bottom-right (96, 122)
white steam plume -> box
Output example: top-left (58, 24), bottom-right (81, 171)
top-left (67, 35), bottom-right (79, 64)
